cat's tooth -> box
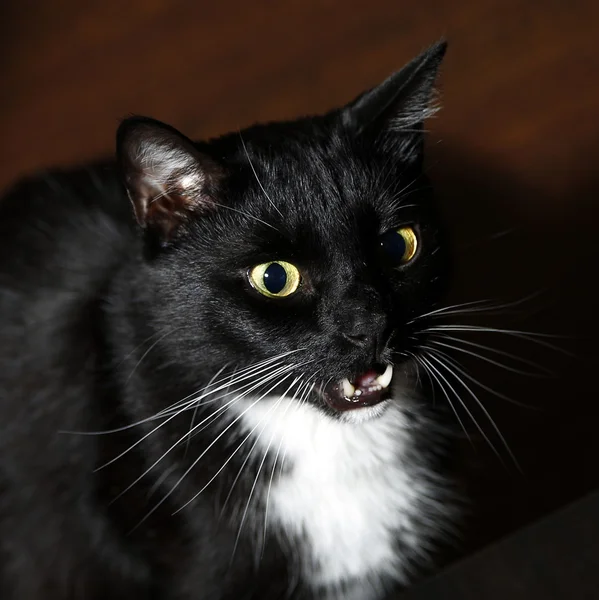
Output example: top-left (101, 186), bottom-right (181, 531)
top-left (376, 365), bottom-right (393, 389)
top-left (341, 378), bottom-right (355, 398)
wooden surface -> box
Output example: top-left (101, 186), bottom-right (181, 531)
top-left (2, 0), bottom-right (599, 566)
top-left (401, 489), bottom-right (599, 600)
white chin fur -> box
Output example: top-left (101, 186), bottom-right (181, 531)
top-left (338, 400), bottom-right (391, 424)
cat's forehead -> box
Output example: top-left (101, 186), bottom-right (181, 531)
top-left (216, 152), bottom-right (420, 268)
top-left (207, 122), bottom-right (428, 262)
top-left (230, 131), bottom-right (411, 222)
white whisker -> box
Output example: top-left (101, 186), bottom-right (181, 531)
top-left (231, 387), bottom-right (293, 565)
top-left (145, 463), bottom-right (177, 500)
top-left (411, 353), bottom-right (471, 445)
top-left (174, 376), bottom-right (304, 515)
top-left (421, 345), bottom-right (539, 410)
top-left (218, 379), bottom-right (306, 521)
top-left (427, 338), bottom-right (551, 377)
top-left (156, 349), bottom-right (306, 417)
top-left (410, 290), bottom-right (549, 324)
top-left (213, 201), bottom-right (281, 232)
top-left (94, 361), bottom-right (289, 472)
top-left (62, 351), bottom-right (305, 437)
top-left (184, 365), bottom-right (228, 458)
top-left (423, 325), bottom-right (570, 355)
top-left (239, 131), bottom-right (284, 219)
top-left (422, 352), bottom-right (520, 470)
top-left (419, 353), bottom-right (503, 460)
top-left (131, 359), bottom-right (314, 532)
top-left (408, 299), bottom-right (497, 323)
top-left (114, 362), bottom-right (302, 505)
top-left (125, 327), bottom-right (182, 384)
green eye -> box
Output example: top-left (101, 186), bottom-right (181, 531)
top-left (248, 261), bottom-right (301, 298)
top-left (380, 226), bottom-right (418, 265)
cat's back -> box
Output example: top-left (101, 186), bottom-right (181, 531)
top-left (0, 167), bottom-right (159, 600)
top-left (0, 164), bottom-right (137, 391)
top-left (0, 164), bottom-right (135, 308)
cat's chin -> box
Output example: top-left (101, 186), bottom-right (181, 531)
top-left (334, 400), bottom-right (393, 424)
top-left (320, 364), bottom-right (393, 414)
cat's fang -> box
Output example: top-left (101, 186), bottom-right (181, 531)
top-left (375, 364), bottom-right (393, 389)
top-left (342, 378), bottom-right (356, 398)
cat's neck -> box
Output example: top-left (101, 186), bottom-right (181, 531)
top-left (229, 392), bottom-right (431, 597)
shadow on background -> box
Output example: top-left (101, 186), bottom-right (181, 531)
top-left (428, 140), bottom-right (598, 556)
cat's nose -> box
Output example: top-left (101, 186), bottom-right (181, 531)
top-left (340, 312), bottom-right (387, 354)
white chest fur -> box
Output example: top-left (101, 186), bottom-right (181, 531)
top-left (234, 395), bottom-right (427, 595)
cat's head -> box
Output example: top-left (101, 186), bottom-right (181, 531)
top-left (117, 42), bottom-right (449, 421)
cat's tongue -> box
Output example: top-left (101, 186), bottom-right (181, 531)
top-left (323, 365), bottom-right (393, 412)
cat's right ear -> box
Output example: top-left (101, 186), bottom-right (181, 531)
top-left (339, 41), bottom-right (447, 162)
top-left (117, 117), bottom-right (223, 242)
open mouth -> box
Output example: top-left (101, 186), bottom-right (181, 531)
top-left (320, 364), bottom-right (393, 412)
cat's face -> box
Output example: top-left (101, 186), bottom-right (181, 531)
top-left (118, 42), bottom-right (449, 420)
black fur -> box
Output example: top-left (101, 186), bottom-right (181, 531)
top-left (0, 42), bottom-right (455, 599)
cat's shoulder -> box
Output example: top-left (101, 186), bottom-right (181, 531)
top-left (0, 163), bottom-right (136, 298)
top-left (0, 162), bottom-right (132, 232)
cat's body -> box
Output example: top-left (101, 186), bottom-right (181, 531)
top-left (0, 43), bottom-right (457, 599)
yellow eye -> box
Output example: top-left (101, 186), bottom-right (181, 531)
top-left (248, 261), bottom-right (301, 298)
top-left (380, 226), bottom-right (418, 265)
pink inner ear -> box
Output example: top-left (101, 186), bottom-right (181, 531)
top-left (134, 168), bottom-right (208, 239)
top-left (145, 189), bottom-right (193, 239)
top-left (122, 126), bottom-right (222, 238)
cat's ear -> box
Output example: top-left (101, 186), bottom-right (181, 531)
top-left (340, 41), bottom-right (447, 159)
top-left (117, 117), bottom-right (223, 240)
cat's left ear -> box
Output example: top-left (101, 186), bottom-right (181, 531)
top-left (340, 41), bottom-right (447, 160)
top-left (117, 116), bottom-right (223, 241)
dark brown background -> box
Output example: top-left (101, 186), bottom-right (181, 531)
top-left (2, 0), bottom-right (598, 569)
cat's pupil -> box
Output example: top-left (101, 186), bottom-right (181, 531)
top-left (263, 263), bottom-right (287, 294)
top-left (380, 230), bottom-right (407, 263)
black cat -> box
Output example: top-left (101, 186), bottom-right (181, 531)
top-left (0, 42), bottom-right (458, 599)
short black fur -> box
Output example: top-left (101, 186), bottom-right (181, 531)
top-left (0, 42), bottom-right (457, 599)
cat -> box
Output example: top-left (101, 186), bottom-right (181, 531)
top-left (0, 41), bottom-right (458, 599)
